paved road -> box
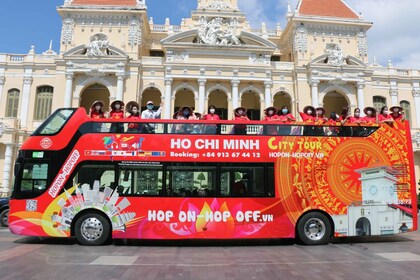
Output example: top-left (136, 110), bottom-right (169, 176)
top-left (0, 227), bottom-right (420, 280)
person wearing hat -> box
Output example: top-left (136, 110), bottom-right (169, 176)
top-left (141, 100), bottom-right (162, 120)
top-left (363, 107), bottom-right (378, 124)
top-left (378, 106), bottom-right (394, 124)
top-left (233, 107), bottom-right (250, 135)
top-left (90, 100), bottom-right (105, 119)
top-left (263, 107), bottom-right (279, 135)
top-left (277, 106), bottom-right (296, 136)
top-left (126, 101), bottom-right (141, 133)
top-left (390, 106), bottom-right (405, 121)
top-left (315, 107), bottom-right (328, 125)
top-left (299, 105), bottom-right (316, 123)
top-left (174, 106), bottom-right (194, 133)
top-left (109, 100), bottom-right (125, 133)
top-left (202, 105), bottom-right (221, 134)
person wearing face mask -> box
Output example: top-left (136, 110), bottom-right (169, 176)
top-left (109, 100), bottom-right (125, 133)
top-left (202, 105), bottom-right (220, 134)
top-left (348, 108), bottom-right (366, 136)
top-left (325, 112), bottom-right (342, 136)
top-left (363, 107), bottom-right (378, 124)
top-left (126, 101), bottom-right (141, 133)
top-left (277, 106), bottom-right (296, 135)
top-left (378, 106), bottom-right (394, 124)
top-left (233, 107), bottom-right (250, 135)
top-left (174, 106), bottom-right (194, 133)
top-left (390, 106), bottom-right (405, 121)
top-left (263, 107), bottom-right (279, 135)
top-left (141, 101), bottom-right (162, 120)
top-left (299, 105), bottom-right (316, 136)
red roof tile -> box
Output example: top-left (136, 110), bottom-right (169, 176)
top-left (298, 0), bottom-right (359, 19)
top-left (70, 0), bottom-right (138, 6)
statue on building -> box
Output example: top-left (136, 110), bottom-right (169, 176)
top-left (197, 18), bottom-right (241, 46)
top-left (86, 34), bottom-right (109, 57)
top-left (326, 44), bottom-right (345, 66)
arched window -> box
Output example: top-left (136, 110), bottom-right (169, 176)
top-left (6, 89), bottom-right (20, 118)
top-left (373, 96), bottom-right (386, 112)
top-left (34, 86), bottom-right (54, 120)
top-left (400, 101), bottom-right (411, 123)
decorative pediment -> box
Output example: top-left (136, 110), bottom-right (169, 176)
top-left (63, 36), bottom-right (129, 59)
top-left (161, 29), bottom-right (276, 49)
top-left (309, 43), bottom-right (367, 67)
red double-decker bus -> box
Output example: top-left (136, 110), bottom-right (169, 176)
top-left (9, 108), bottom-right (418, 245)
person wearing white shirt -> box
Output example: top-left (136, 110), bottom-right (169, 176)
top-left (141, 101), bottom-right (162, 119)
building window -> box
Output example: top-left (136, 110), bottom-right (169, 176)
top-left (34, 86), bottom-right (53, 120)
top-left (373, 96), bottom-right (386, 112)
top-left (400, 101), bottom-right (411, 123)
top-left (6, 89), bottom-right (20, 118)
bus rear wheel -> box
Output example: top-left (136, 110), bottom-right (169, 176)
top-left (297, 212), bottom-right (332, 245)
top-left (74, 212), bottom-right (111, 246)
top-left (0, 209), bottom-right (9, 227)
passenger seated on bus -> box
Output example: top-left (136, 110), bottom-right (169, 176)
top-left (231, 179), bottom-right (247, 196)
top-left (233, 107), bottom-right (250, 135)
top-left (363, 107), bottom-right (378, 124)
top-left (202, 105), bottom-right (220, 134)
top-left (277, 106), bottom-right (296, 135)
top-left (109, 100), bottom-right (125, 133)
top-left (338, 106), bottom-right (352, 136)
top-left (299, 105), bottom-right (316, 136)
top-left (126, 101), bottom-right (141, 133)
top-left (90, 100), bottom-right (106, 132)
top-left (314, 107), bottom-right (328, 136)
top-left (325, 112), bottom-right (341, 136)
top-left (390, 106), bottom-right (405, 121)
top-left (348, 108), bottom-right (366, 136)
top-left (174, 106), bottom-right (194, 133)
top-left (263, 107), bottom-right (279, 135)
top-left (378, 106), bottom-right (394, 125)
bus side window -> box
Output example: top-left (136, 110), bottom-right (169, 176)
top-left (20, 163), bottom-right (49, 194)
top-left (66, 164), bottom-right (115, 192)
top-left (118, 165), bottom-right (163, 196)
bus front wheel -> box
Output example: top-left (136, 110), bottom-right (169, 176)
top-left (74, 212), bottom-right (111, 246)
top-left (297, 212), bottom-right (332, 245)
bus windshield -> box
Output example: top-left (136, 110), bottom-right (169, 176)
top-left (33, 108), bottom-right (76, 136)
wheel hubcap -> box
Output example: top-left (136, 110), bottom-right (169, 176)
top-left (2, 212), bottom-right (8, 226)
top-left (304, 218), bottom-right (326, 241)
top-left (81, 217), bottom-right (104, 241)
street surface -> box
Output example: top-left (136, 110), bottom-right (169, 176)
top-left (0, 225), bottom-right (420, 280)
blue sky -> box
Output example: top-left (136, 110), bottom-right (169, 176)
top-left (0, 0), bottom-right (419, 69)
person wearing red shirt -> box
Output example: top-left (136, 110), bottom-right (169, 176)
top-left (348, 108), bottom-right (365, 125)
top-left (277, 106), bottom-right (296, 135)
top-left (325, 112), bottom-right (341, 136)
top-left (90, 100), bottom-right (105, 119)
top-left (299, 105), bottom-right (316, 136)
top-left (390, 106), bottom-right (405, 121)
top-left (363, 107), bottom-right (378, 124)
top-left (263, 107), bottom-right (279, 135)
top-left (109, 100), bottom-right (125, 133)
top-left (126, 101), bottom-right (141, 133)
top-left (202, 105), bottom-right (220, 134)
top-left (378, 106), bottom-right (394, 124)
top-left (233, 107), bottom-right (250, 135)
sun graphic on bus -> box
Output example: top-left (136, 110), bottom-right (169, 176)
top-left (340, 151), bottom-right (375, 194)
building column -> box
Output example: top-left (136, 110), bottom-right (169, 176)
top-left (231, 80), bottom-right (240, 110)
top-left (413, 90), bottom-right (420, 127)
top-left (198, 79), bottom-right (207, 114)
top-left (164, 78), bottom-right (173, 119)
top-left (20, 76), bottom-right (33, 129)
top-left (116, 72), bottom-right (126, 101)
top-left (357, 82), bottom-right (365, 112)
top-left (1, 143), bottom-right (14, 195)
top-left (310, 79), bottom-right (319, 107)
top-left (264, 81), bottom-right (273, 108)
top-left (64, 72), bottom-right (74, 108)
top-left (390, 89), bottom-right (399, 106)
top-left (0, 76), bottom-right (5, 113)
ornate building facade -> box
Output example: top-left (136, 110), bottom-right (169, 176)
top-left (1, 0), bottom-right (420, 195)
